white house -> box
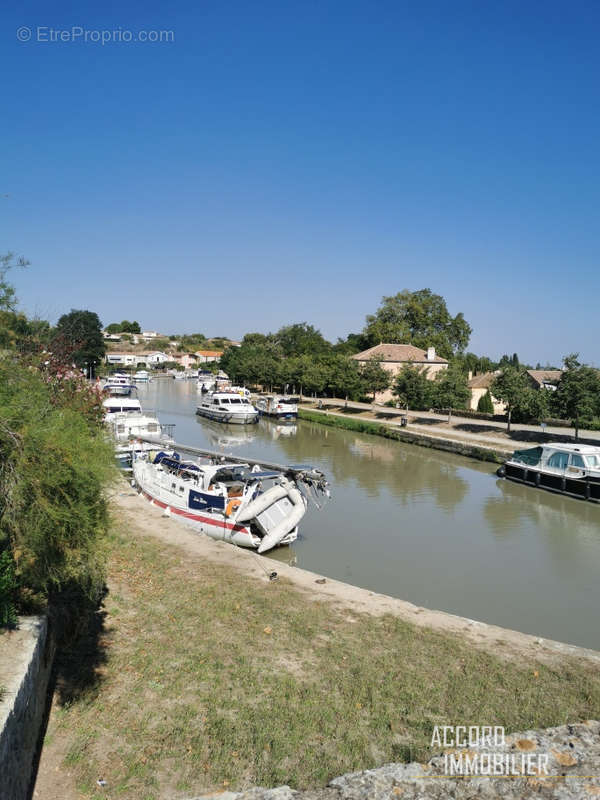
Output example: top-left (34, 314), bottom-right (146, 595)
top-left (105, 353), bottom-right (141, 367)
top-left (144, 351), bottom-right (170, 365)
top-left (105, 351), bottom-right (170, 367)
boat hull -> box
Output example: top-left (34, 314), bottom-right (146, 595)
top-left (499, 463), bottom-right (600, 503)
top-left (133, 459), bottom-right (297, 549)
top-left (258, 410), bottom-right (298, 420)
top-left (196, 407), bottom-right (259, 425)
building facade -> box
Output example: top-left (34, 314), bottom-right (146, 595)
top-left (351, 343), bottom-right (449, 403)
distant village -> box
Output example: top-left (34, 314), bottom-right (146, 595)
top-left (103, 327), bottom-right (566, 416)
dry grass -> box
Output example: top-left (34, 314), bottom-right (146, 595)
top-left (44, 525), bottom-right (600, 799)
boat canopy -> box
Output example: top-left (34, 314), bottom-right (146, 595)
top-left (511, 447), bottom-right (542, 466)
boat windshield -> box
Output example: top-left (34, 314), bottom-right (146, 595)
top-left (512, 447), bottom-right (542, 466)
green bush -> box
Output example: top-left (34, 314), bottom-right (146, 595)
top-left (0, 549), bottom-right (17, 627)
top-left (477, 391), bottom-right (494, 414)
top-left (0, 359), bottom-right (116, 619)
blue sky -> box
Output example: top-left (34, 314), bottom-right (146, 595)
top-left (2, 1), bottom-right (599, 364)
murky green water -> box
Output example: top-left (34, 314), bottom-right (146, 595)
top-left (138, 380), bottom-right (600, 650)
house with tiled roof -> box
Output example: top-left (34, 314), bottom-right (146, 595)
top-left (351, 344), bottom-right (448, 403)
top-left (467, 371), bottom-right (506, 413)
top-left (173, 353), bottom-right (199, 370)
top-left (526, 369), bottom-right (563, 390)
top-left (195, 350), bottom-right (223, 363)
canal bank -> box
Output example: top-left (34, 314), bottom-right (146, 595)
top-left (131, 379), bottom-right (600, 651)
top-left (298, 406), bottom-right (510, 462)
top-left (112, 489), bottom-right (600, 667)
top-left (33, 489), bottom-right (600, 799)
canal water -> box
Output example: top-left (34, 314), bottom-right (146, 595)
top-left (138, 380), bottom-right (600, 651)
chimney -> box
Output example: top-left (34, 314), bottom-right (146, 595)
top-left (427, 346), bottom-right (435, 361)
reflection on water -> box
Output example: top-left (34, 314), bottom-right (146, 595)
top-left (138, 380), bottom-right (600, 650)
top-left (198, 418), bottom-right (258, 450)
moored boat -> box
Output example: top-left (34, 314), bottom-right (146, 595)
top-left (107, 411), bottom-right (175, 470)
top-left (196, 391), bottom-right (259, 425)
top-left (255, 394), bottom-right (298, 420)
top-left (498, 443), bottom-right (600, 502)
top-left (102, 383), bottom-right (142, 416)
top-left (102, 373), bottom-right (135, 395)
top-left (133, 370), bottom-right (151, 383)
top-left (132, 448), bottom-right (330, 553)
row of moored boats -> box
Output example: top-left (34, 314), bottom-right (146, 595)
top-left (101, 375), bottom-right (329, 553)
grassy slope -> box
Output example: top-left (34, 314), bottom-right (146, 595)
top-left (47, 525), bottom-right (600, 799)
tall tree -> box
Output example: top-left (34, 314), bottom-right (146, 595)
top-left (490, 367), bottom-right (530, 433)
top-left (392, 365), bottom-right (432, 410)
top-left (430, 365), bottom-right (470, 420)
top-left (54, 310), bottom-right (106, 376)
top-left (477, 391), bottom-right (494, 414)
top-left (363, 289), bottom-right (471, 358)
top-left (275, 323), bottom-right (331, 357)
top-left (360, 358), bottom-right (390, 402)
top-left (553, 354), bottom-right (600, 440)
top-left (325, 355), bottom-right (364, 401)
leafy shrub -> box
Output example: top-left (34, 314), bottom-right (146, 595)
top-left (477, 391), bottom-right (494, 414)
top-left (0, 549), bottom-right (17, 627)
top-left (0, 359), bottom-right (116, 619)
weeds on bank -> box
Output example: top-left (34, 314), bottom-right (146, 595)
top-left (50, 527), bottom-right (600, 799)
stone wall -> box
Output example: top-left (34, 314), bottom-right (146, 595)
top-left (0, 617), bottom-right (55, 800)
top-left (189, 721), bottom-right (600, 800)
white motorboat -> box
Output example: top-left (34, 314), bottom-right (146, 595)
top-left (107, 412), bottom-right (175, 470)
top-left (102, 383), bottom-right (142, 416)
top-left (255, 395), bottom-right (298, 420)
top-left (197, 370), bottom-right (216, 392)
top-left (498, 443), bottom-right (600, 502)
top-left (132, 447), bottom-right (330, 552)
top-left (133, 370), bottom-right (151, 383)
top-left (196, 391), bottom-right (259, 425)
top-left (102, 373), bottom-right (135, 395)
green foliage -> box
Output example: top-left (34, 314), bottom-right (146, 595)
top-left (477, 391), bottom-right (494, 414)
top-left (363, 289), bottom-right (471, 358)
top-left (333, 332), bottom-right (372, 355)
top-left (0, 548), bottom-right (18, 627)
top-left (274, 323), bottom-right (331, 357)
top-left (392, 365), bottom-right (432, 410)
top-left (55, 309), bottom-right (106, 374)
top-left (360, 358), bottom-right (390, 400)
top-left (454, 352), bottom-right (495, 374)
top-left (177, 333), bottom-right (207, 351)
top-left (0, 360), bottom-right (115, 616)
top-left (325, 354), bottom-right (364, 399)
top-left (151, 338), bottom-right (171, 351)
top-left (430, 364), bottom-right (470, 410)
top-left (552, 354), bottom-right (600, 437)
top-left (123, 320), bottom-right (141, 333)
top-left (490, 367), bottom-right (532, 431)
